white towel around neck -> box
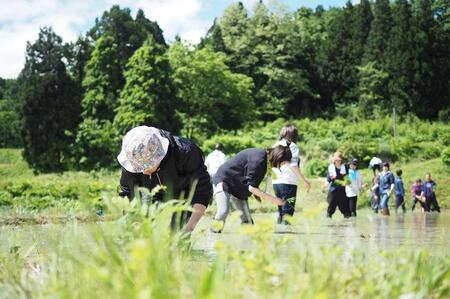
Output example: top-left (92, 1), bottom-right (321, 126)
top-left (328, 164), bottom-right (346, 178)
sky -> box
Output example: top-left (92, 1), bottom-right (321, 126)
top-left (0, 0), bottom-right (350, 78)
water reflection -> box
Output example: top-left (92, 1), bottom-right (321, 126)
top-left (0, 210), bottom-right (448, 258)
top-left (194, 210), bottom-right (449, 256)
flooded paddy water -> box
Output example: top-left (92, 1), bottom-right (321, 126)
top-left (1, 210), bottom-right (449, 258)
top-left (194, 210), bottom-right (450, 258)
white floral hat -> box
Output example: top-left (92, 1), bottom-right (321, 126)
top-left (117, 126), bottom-right (169, 173)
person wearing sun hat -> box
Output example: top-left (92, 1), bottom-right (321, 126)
top-left (118, 126), bottom-right (213, 232)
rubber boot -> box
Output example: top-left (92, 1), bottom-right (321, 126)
top-left (382, 208), bottom-right (390, 216)
top-left (277, 215), bottom-right (282, 224)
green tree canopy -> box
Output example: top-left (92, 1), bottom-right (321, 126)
top-left (356, 62), bottom-right (389, 118)
top-left (168, 43), bottom-right (254, 139)
top-left (18, 27), bottom-right (80, 172)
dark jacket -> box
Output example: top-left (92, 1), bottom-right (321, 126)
top-left (212, 148), bottom-right (267, 200)
top-left (119, 129), bottom-right (212, 207)
top-left (394, 177), bottom-right (405, 197)
top-left (422, 180), bottom-right (436, 199)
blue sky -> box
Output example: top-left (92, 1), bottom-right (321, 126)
top-left (0, 0), bottom-right (350, 78)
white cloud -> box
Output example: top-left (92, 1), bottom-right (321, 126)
top-left (0, 0), bottom-right (210, 78)
top-left (0, 0), bottom-right (102, 78)
top-left (111, 0), bottom-right (209, 43)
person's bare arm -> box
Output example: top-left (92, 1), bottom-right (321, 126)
top-left (184, 203), bottom-right (207, 232)
top-left (389, 183), bottom-right (395, 196)
top-left (419, 191), bottom-right (426, 203)
top-left (291, 165), bottom-right (311, 192)
top-left (248, 186), bottom-right (284, 206)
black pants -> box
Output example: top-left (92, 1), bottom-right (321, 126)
top-left (347, 196), bottom-right (357, 217)
top-left (411, 197), bottom-right (427, 211)
top-left (426, 194), bottom-right (441, 212)
top-left (395, 195), bottom-right (406, 213)
top-left (327, 188), bottom-right (350, 218)
top-left (274, 184), bottom-right (298, 218)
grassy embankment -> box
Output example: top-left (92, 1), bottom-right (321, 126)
top-left (0, 147), bottom-right (448, 225)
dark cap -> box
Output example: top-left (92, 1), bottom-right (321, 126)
top-left (349, 158), bottom-right (359, 165)
top-left (215, 143), bottom-right (224, 151)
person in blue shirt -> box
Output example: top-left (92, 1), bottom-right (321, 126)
top-left (423, 172), bottom-right (441, 213)
top-left (376, 162), bottom-right (395, 216)
top-left (394, 169), bottom-right (406, 213)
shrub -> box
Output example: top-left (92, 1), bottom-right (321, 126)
top-left (442, 147), bottom-right (450, 167)
top-left (419, 142), bottom-right (442, 160)
top-left (0, 191), bottom-right (13, 206)
top-left (305, 158), bottom-right (329, 177)
top-left (202, 134), bottom-right (257, 155)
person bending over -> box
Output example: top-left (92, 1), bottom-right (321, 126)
top-left (210, 146), bottom-right (287, 233)
top-left (118, 126), bottom-right (213, 232)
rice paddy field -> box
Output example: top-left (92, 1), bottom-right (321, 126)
top-left (0, 149), bottom-right (449, 298)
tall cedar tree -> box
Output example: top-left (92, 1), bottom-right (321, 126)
top-left (19, 27), bottom-right (80, 172)
top-left (82, 6), bottom-right (166, 121)
top-left (410, 0), bottom-right (441, 118)
top-left (219, 2), bottom-right (251, 74)
top-left (362, 0), bottom-right (392, 108)
top-left (432, 0), bottom-right (450, 120)
top-left (295, 7), bottom-right (332, 114)
top-left (198, 18), bottom-right (227, 53)
top-left (322, 4), bottom-right (358, 105)
top-left (114, 37), bottom-right (178, 135)
top-left (363, 0), bottom-right (392, 65)
top-left (259, 7), bottom-right (316, 120)
top-left (386, 0), bottom-right (415, 114)
top-left (75, 7), bottom-right (167, 169)
top-left (74, 35), bottom-right (121, 170)
top-left (353, 0), bottom-right (373, 60)
top-left (65, 36), bottom-right (92, 95)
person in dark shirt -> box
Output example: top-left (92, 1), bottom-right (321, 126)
top-left (423, 172), bottom-right (440, 212)
top-left (394, 169), bottom-right (406, 213)
top-left (210, 146), bottom-right (287, 233)
top-left (117, 126), bottom-right (213, 232)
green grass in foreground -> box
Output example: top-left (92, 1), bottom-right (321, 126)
top-left (0, 199), bottom-right (449, 298)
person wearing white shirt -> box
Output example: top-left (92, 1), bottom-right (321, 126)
top-left (345, 158), bottom-right (364, 217)
top-left (272, 124), bottom-right (311, 224)
top-left (205, 143), bottom-right (227, 178)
